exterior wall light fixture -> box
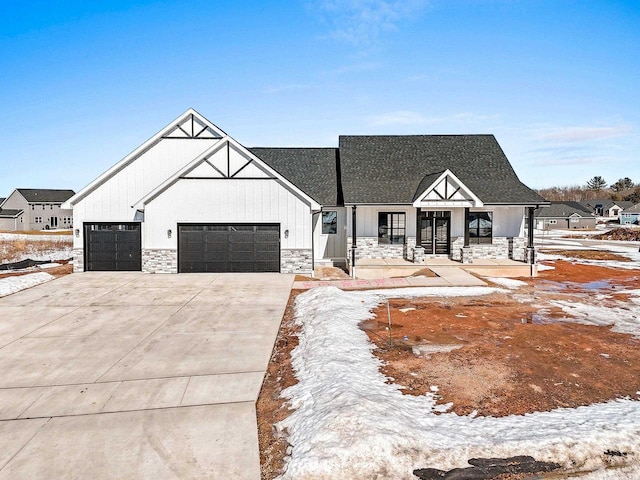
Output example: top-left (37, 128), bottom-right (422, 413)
top-left (284, 229), bottom-right (289, 239)
top-left (74, 229), bottom-right (80, 238)
top-left (167, 229), bottom-right (172, 239)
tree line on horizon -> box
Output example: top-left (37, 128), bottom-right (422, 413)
top-left (535, 176), bottom-right (640, 204)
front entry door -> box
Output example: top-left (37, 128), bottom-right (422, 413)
top-left (419, 211), bottom-right (450, 255)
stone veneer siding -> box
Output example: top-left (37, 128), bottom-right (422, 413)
top-left (510, 237), bottom-right (527, 262)
top-left (347, 237), bottom-right (414, 260)
top-left (72, 248), bottom-right (84, 272)
top-left (451, 237), bottom-right (528, 262)
top-left (142, 249), bottom-right (177, 273)
top-left (281, 249), bottom-right (313, 274)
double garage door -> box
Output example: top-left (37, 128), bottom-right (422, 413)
top-left (85, 222), bottom-right (281, 273)
top-left (178, 224), bottom-right (280, 273)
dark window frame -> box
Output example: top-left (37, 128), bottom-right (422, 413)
top-left (378, 212), bottom-right (406, 245)
top-left (468, 211), bottom-right (493, 244)
top-left (322, 211), bottom-right (337, 235)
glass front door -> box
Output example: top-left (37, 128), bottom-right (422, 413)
top-left (419, 211), bottom-right (450, 255)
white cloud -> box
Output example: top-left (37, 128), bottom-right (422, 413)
top-left (538, 125), bottom-right (632, 143)
top-left (369, 110), bottom-right (428, 126)
top-left (368, 110), bottom-right (499, 127)
top-left (310, 0), bottom-right (430, 46)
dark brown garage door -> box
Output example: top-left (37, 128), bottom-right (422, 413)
top-left (84, 223), bottom-right (142, 271)
top-left (178, 224), bottom-right (280, 273)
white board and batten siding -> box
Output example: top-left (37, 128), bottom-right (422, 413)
top-left (144, 178), bottom-right (313, 250)
top-left (346, 205), bottom-right (525, 239)
top-left (313, 207), bottom-right (348, 261)
top-left (71, 138), bottom-right (219, 248)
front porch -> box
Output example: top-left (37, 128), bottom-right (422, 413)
top-left (352, 257), bottom-right (536, 279)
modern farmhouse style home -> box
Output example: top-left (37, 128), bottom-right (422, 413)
top-left (63, 109), bottom-right (547, 274)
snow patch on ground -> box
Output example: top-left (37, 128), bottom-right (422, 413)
top-left (0, 272), bottom-right (55, 297)
top-left (365, 286), bottom-right (508, 298)
top-left (485, 277), bottom-right (527, 289)
top-left (279, 286), bottom-right (640, 479)
top-left (550, 299), bottom-right (640, 338)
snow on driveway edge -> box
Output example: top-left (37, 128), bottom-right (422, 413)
top-left (0, 272), bottom-right (55, 297)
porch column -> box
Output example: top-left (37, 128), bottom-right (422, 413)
top-left (464, 207), bottom-right (470, 247)
top-left (351, 205), bottom-right (357, 277)
top-left (415, 208), bottom-right (421, 246)
top-left (527, 206), bottom-right (536, 265)
top-left (413, 208), bottom-right (424, 264)
top-left (462, 207), bottom-right (472, 264)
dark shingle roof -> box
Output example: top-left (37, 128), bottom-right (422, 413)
top-left (0, 198), bottom-right (5, 206)
top-left (579, 200), bottom-right (634, 212)
top-left (249, 148), bottom-right (339, 205)
top-left (0, 208), bottom-right (23, 218)
top-left (16, 189), bottom-right (75, 203)
top-left (535, 202), bottom-right (593, 218)
top-left (338, 135), bottom-right (545, 204)
top-left (624, 203), bottom-right (640, 213)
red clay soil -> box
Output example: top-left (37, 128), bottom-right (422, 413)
top-left (257, 290), bottom-right (301, 480)
top-left (542, 249), bottom-right (631, 262)
top-left (364, 259), bottom-right (640, 417)
top-left (258, 252), bottom-right (640, 476)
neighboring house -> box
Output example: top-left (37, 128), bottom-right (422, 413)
top-left (580, 200), bottom-right (634, 220)
top-left (620, 204), bottom-right (640, 225)
top-left (63, 109), bottom-right (547, 274)
top-left (0, 189), bottom-right (75, 231)
top-left (0, 197), bottom-right (24, 231)
top-left (534, 202), bottom-right (597, 230)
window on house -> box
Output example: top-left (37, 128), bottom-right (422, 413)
top-left (378, 212), bottom-right (406, 244)
top-left (468, 212), bottom-right (492, 244)
top-left (31, 205), bottom-right (34, 210)
top-left (322, 211), bottom-right (337, 234)
top-left (570, 217), bottom-right (580, 223)
top-left (548, 219), bottom-right (557, 225)
top-left (34, 216), bottom-right (42, 223)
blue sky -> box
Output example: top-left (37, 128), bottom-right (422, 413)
top-left (0, 0), bottom-right (638, 195)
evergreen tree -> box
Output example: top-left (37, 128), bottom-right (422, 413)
top-left (586, 176), bottom-right (607, 191)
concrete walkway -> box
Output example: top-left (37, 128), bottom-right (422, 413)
top-left (0, 272), bottom-right (293, 479)
top-left (292, 266), bottom-right (486, 290)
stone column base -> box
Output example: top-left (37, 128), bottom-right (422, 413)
top-left (461, 246), bottom-right (473, 264)
top-left (412, 246), bottom-right (425, 264)
top-left (526, 247), bottom-right (536, 264)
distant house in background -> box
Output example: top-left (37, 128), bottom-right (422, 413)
top-left (620, 204), bottom-right (640, 225)
top-left (0, 189), bottom-right (75, 231)
top-left (579, 200), bottom-right (633, 220)
top-left (534, 202), bottom-right (597, 230)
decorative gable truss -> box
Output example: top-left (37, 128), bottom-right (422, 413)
top-left (413, 170), bottom-right (483, 208)
top-left (182, 141), bottom-right (273, 179)
top-left (162, 113), bottom-right (224, 140)
top-left (133, 135), bottom-right (321, 210)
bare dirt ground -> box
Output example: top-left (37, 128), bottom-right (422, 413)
top-left (365, 255), bottom-right (640, 417)
top-left (257, 290), bottom-right (301, 480)
top-left (257, 249), bottom-right (640, 478)
top-left (543, 249), bottom-right (631, 262)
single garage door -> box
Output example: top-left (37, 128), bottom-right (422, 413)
top-left (84, 223), bottom-right (142, 271)
top-left (178, 224), bottom-right (280, 273)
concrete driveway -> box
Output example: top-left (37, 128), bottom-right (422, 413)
top-left (0, 272), bottom-right (293, 479)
